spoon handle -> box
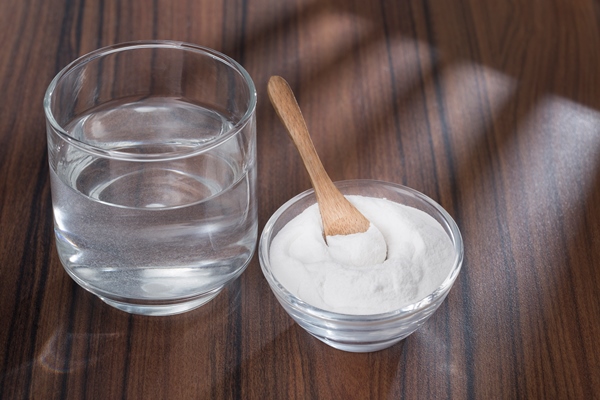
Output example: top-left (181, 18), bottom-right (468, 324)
top-left (267, 76), bottom-right (370, 236)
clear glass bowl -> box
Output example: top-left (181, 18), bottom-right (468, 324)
top-left (259, 179), bottom-right (464, 352)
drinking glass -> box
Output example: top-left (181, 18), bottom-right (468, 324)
top-left (44, 41), bottom-right (257, 316)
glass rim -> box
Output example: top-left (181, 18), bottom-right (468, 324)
top-left (43, 40), bottom-right (257, 162)
top-left (258, 179), bottom-right (464, 322)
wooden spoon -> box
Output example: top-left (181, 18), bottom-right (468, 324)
top-left (267, 75), bottom-right (371, 237)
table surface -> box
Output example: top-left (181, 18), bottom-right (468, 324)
top-left (1, 0), bottom-right (599, 398)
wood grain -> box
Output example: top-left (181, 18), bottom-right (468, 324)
top-left (1, 0), bottom-right (599, 398)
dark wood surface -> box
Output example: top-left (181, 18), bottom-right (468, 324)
top-left (1, 0), bottom-right (599, 398)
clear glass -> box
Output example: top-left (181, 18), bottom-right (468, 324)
top-left (259, 180), bottom-right (464, 352)
top-left (44, 41), bottom-right (257, 316)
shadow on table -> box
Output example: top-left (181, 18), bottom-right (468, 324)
top-left (214, 322), bottom-right (405, 399)
top-left (2, 274), bottom-right (245, 399)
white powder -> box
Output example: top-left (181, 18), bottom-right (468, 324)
top-left (269, 195), bottom-right (456, 315)
top-left (326, 224), bottom-right (387, 267)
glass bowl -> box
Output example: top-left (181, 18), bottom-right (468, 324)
top-left (258, 179), bottom-right (463, 352)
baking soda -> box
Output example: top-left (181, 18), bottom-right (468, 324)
top-left (269, 195), bottom-right (456, 315)
top-left (326, 224), bottom-right (387, 267)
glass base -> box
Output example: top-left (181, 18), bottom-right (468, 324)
top-left (98, 286), bottom-right (223, 316)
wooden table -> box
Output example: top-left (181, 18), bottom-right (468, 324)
top-left (1, 0), bottom-right (599, 398)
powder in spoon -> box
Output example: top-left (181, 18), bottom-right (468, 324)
top-left (269, 195), bottom-right (456, 315)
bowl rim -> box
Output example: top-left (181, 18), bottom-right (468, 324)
top-left (258, 179), bottom-right (464, 322)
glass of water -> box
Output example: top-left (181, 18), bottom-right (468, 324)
top-left (44, 41), bottom-right (257, 316)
